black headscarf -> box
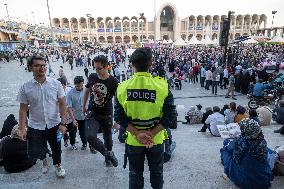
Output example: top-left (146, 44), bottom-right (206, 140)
top-left (233, 118), bottom-right (267, 163)
top-left (0, 114), bottom-right (18, 139)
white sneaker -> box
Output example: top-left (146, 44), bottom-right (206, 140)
top-left (55, 164), bottom-right (66, 178)
top-left (42, 158), bottom-right (49, 174)
top-left (71, 145), bottom-right (77, 150)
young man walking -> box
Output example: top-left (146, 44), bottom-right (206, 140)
top-left (82, 55), bottom-right (119, 167)
top-left (66, 76), bottom-right (87, 150)
top-left (17, 56), bottom-right (67, 178)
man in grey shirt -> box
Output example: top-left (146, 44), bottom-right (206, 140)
top-left (17, 56), bottom-right (67, 178)
top-left (66, 76), bottom-right (87, 150)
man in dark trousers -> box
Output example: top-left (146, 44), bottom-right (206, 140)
top-left (17, 56), bottom-right (67, 178)
top-left (82, 55), bottom-right (119, 167)
top-left (114, 47), bottom-right (176, 189)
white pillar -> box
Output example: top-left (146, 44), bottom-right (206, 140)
top-left (104, 22), bottom-right (107, 42)
top-left (121, 21), bottom-right (124, 42)
top-left (155, 16), bottom-right (160, 40)
top-left (202, 20), bottom-right (205, 37)
top-left (138, 20), bottom-right (140, 41)
top-left (186, 19), bottom-right (189, 38)
top-left (130, 21), bottom-right (132, 42)
top-left (95, 21), bottom-right (98, 42)
top-left (233, 17), bottom-right (237, 39)
top-left (69, 20), bottom-right (73, 41)
top-left (248, 17), bottom-right (252, 35)
top-left (241, 17), bottom-right (244, 35)
top-left (86, 19), bottom-right (90, 41)
top-left (175, 17), bottom-right (180, 40)
top-left (79, 19), bottom-right (82, 43)
top-left (194, 21), bottom-right (196, 37)
top-left (145, 21), bottom-right (148, 39)
top-left (217, 19), bottom-right (220, 39)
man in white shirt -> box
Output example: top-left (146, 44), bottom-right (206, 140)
top-left (256, 102), bottom-right (272, 126)
top-left (200, 65), bottom-right (206, 87)
top-left (205, 106), bottom-right (225, 137)
top-left (113, 65), bottom-right (120, 82)
top-left (223, 67), bottom-right (229, 89)
top-left (17, 56), bottom-right (67, 178)
top-left (205, 69), bottom-right (212, 90)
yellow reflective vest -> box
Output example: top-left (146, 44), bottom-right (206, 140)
top-left (116, 72), bottom-right (168, 146)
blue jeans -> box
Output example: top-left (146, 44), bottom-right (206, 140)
top-left (127, 144), bottom-right (164, 189)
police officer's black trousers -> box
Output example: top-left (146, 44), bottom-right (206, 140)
top-left (127, 144), bottom-right (164, 189)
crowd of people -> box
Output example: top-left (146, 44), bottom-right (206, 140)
top-left (0, 42), bottom-right (284, 189)
top-left (183, 99), bottom-right (284, 134)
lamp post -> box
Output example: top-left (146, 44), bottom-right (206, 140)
top-left (223, 11), bottom-right (234, 67)
top-left (4, 3), bottom-right (10, 22)
top-left (86, 13), bottom-right (91, 42)
top-left (271, 11), bottom-right (277, 37)
top-left (139, 13), bottom-right (144, 42)
top-left (46, 0), bottom-right (54, 46)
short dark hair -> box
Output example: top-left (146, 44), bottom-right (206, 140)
top-left (27, 56), bottom-right (46, 67)
top-left (27, 56), bottom-right (46, 72)
top-left (57, 77), bottom-right (67, 86)
top-left (213, 106), bottom-right (220, 112)
top-left (74, 76), bottom-right (84, 84)
top-left (249, 109), bottom-right (258, 117)
top-left (130, 47), bottom-right (152, 72)
top-left (196, 104), bottom-right (202, 110)
top-left (93, 55), bottom-right (109, 67)
top-left (230, 102), bottom-right (237, 111)
top-left (259, 101), bottom-right (266, 106)
top-left (237, 105), bottom-right (246, 114)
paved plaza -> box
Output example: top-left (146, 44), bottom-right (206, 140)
top-left (0, 60), bottom-right (283, 189)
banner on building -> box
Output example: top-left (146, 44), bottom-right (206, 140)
top-left (97, 28), bottom-right (105, 32)
top-left (188, 26), bottom-right (194, 31)
top-left (195, 25), bottom-right (203, 31)
top-left (114, 28), bottom-right (122, 32)
top-left (0, 42), bottom-right (17, 52)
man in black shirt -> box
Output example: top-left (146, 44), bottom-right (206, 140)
top-left (82, 55), bottom-right (119, 167)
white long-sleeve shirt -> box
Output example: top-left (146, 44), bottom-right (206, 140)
top-left (205, 112), bottom-right (225, 136)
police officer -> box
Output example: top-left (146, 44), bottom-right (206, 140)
top-left (114, 47), bottom-right (176, 189)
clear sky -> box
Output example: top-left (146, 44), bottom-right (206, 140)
top-left (0, 0), bottom-right (283, 27)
